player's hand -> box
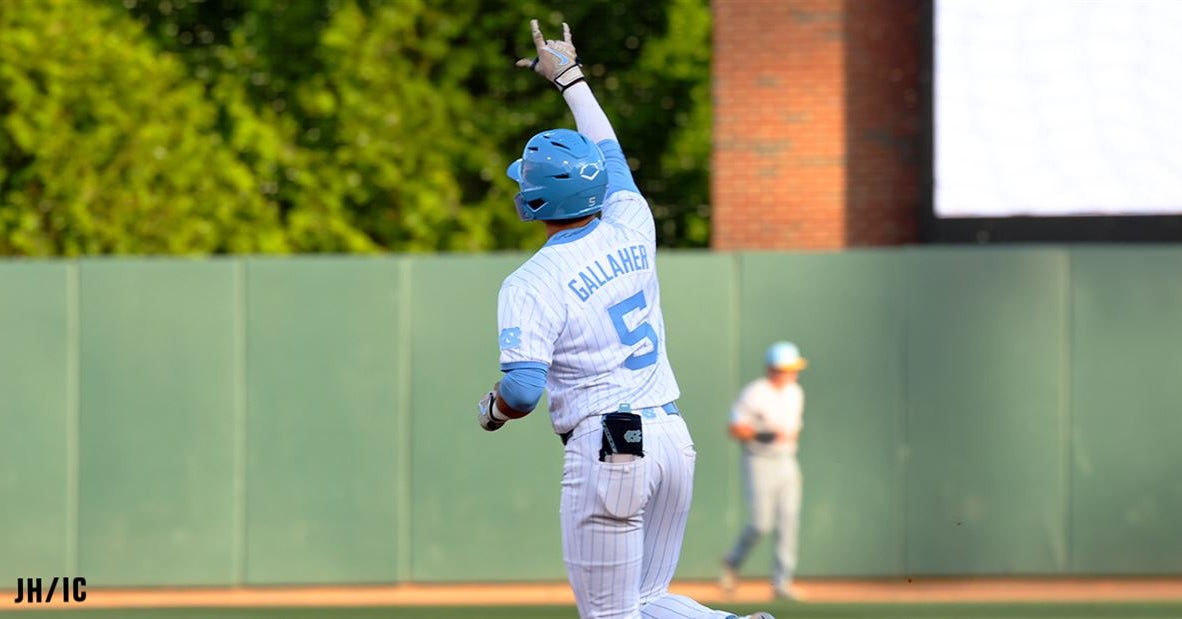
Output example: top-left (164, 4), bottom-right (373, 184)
top-left (477, 387), bottom-right (509, 432)
top-left (515, 19), bottom-right (585, 91)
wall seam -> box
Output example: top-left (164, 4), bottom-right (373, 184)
top-left (396, 258), bottom-right (414, 583)
top-left (66, 261), bottom-right (80, 577)
top-left (729, 252), bottom-right (743, 532)
top-left (233, 260), bottom-right (248, 585)
top-left (898, 249), bottom-right (910, 578)
top-left (1061, 249), bottom-right (1073, 574)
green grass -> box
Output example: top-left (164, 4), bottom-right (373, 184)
top-left (12, 602), bottom-right (1182, 619)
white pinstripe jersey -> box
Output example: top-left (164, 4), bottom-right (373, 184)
top-left (497, 188), bottom-right (680, 435)
top-left (732, 377), bottom-right (804, 457)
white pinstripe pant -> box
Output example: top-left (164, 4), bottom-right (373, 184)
top-left (561, 412), bottom-right (740, 619)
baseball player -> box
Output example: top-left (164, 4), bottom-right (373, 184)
top-left (475, 19), bottom-right (774, 619)
top-left (719, 342), bottom-right (807, 601)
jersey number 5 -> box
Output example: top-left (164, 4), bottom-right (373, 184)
top-left (607, 291), bottom-right (659, 370)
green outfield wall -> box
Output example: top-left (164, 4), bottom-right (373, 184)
top-left (1, 247), bottom-right (1180, 587)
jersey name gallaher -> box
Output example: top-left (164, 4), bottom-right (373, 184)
top-left (568, 244), bottom-right (650, 302)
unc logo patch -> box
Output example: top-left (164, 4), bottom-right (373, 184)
top-left (624, 430), bottom-right (642, 444)
top-left (499, 327), bottom-right (522, 350)
top-left (579, 162), bottom-right (601, 181)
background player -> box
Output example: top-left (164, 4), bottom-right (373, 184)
top-left (475, 18), bottom-right (774, 619)
top-left (720, 342), bottom-right (808, 601)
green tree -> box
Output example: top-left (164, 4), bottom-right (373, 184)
top-left (0, 0), bottom-right (289, 255)
top-left (127, 0), bottom-right (713, 250)
top-left (0, 0), bottom-right (712, 255)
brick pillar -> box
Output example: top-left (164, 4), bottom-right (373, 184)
top-left (712, 0), bottom-right (923, 250)
top-left (844, 0), bottom-right (923, 245)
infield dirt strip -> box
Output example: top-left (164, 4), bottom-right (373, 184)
top-left (3, 578), bottom-right (1182, 611)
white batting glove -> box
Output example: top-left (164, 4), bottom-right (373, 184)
top-left (515, 19), bottom-right (585, 91)
top-left (477, 388), bottom-right (509, 432)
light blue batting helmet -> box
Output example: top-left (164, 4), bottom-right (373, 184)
top-left (506, 128), bottom-right (607, 222)
top-left (766, 341), bottom-right (808, 371)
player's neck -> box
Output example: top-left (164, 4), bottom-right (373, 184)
top-left (767, 375), bottom-right (797, 389)
top-left (544, 215), bottom-right (597, 238)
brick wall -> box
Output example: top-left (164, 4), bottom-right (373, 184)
top-left (712, 0), bottom-right (924, 250)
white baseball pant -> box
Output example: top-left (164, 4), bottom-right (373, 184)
top-left (560, 408), bottom-right (741, 619)
top-left (725, 453), bottom-right (802, 588)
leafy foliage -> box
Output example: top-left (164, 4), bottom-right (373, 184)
top-left (0, 0), bottom-right (288, 254)
top-left (0, 0), bottom-right (712, 255)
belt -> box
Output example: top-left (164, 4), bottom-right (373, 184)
top-left (560, 402), bottom-right (680, 446)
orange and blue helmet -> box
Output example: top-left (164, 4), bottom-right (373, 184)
top-left (766, 341), bottom-right (808, 371)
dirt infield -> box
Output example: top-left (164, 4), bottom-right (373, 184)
top-left (3, 578), bottom-right (1182, 611)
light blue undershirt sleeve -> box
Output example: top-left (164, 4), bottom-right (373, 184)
top-left (598, 139), bottom-right (639, 198)
top-left (499, 363), bottom-right (548, 413)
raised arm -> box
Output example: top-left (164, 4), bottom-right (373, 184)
top-left (514, 20), bottom-right (619, 145)
top-left (516, 19), bottom-right (645, 223)
top-left (566, 83), bottom-right (638, 202)
top-left (563, 82), bottom-right (617, 145)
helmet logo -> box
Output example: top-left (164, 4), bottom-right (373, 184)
top-left (579, 163), bottom-right (602, 181)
